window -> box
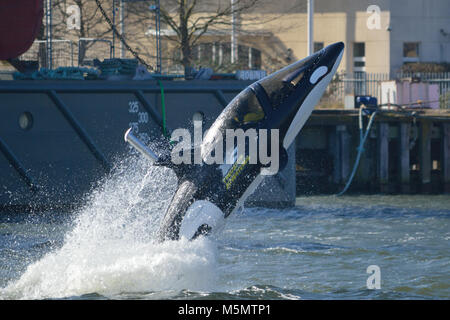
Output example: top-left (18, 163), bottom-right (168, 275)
top-left (248, 47), bottom-right (261, 69)
top-left (193, 42), bottom-right (262, 70)
top-left (238, 46), bottom-right (261, 69)
top-left (353, 42), bottom-right (366, 72)
top-left (403, 42), bottom-right (420, 62)
top-left (353, 42), bottom-right (365, 58)
top-left (314, 42), bottom-right (324, 53)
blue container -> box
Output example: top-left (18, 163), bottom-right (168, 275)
top-left (355, 95), bottom-right (377, 109)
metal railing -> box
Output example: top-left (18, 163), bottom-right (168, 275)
top-left (17, 38), bottom-right (113, 69)
top-left (324, 72), bottom-right (450, 108)
top-left (18, 39), bottom-right (75, 68)
top-left (12, 39), bottom-right (450, 108)
top-left (77, 38), bottom-right (113, 66)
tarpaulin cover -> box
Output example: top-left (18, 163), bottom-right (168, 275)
top-left (0, 0), bottom-right (44, 60)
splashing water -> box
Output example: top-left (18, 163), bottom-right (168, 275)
top-left (1, 155), bottom-right (219, 299)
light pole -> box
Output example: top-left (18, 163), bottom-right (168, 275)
top-left (112, 0), bottom-right (116, 58)
top-left (231, 0), bottom-right (238, 64)
top-left (307, 0), bottom-right (314, 55)
top-left (149, 0), bottom-right (161, 73)
top-left (121, 0), bottom-right (125, 58)
top-left (46, 0), bottom-right (53, 69)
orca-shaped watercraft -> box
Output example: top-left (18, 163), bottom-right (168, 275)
top-left (125, 42), bottom-right (344, 241)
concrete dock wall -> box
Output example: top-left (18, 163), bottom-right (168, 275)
top-left (298, 110), bottom-right (450, 195)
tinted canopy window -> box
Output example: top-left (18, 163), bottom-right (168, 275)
top-left (231, 89), bottom-right (265, 125)
top-left (258, 52), bottom-right (319, 109)
top-left (218, 88), bottom-right (266, 130)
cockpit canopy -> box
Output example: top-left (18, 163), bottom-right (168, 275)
top-left (258, 50), bottom-right (322, 109)
top-left (221, 88), bottom-right (266, 129)
top-left (205, 48), bottom-right (324, 138)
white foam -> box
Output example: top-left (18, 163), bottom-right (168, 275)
top-left (1, 156), bottom-right (219, 299)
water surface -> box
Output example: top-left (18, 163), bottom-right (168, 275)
top-left (0, 158), bottom-right (448, 299)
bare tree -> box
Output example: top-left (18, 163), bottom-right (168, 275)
top-left (162, 0), bottom-right (259, 73)
top-left (34, 0), bottom-right (306, 74)
top-left (127, 0), bottom-right (307, 74)
top-left (143, 0), bottom-right (306, 74)
top-left (51, 0), bottom-right (117, 64)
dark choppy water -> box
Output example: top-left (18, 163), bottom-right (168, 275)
top-left (0, 159), bottom-right (449, 300)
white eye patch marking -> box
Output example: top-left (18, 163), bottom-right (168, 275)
top-left (309, 66), bottom-right (328, 84)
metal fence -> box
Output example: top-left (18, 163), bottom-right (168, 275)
top-left (77, 38), bottom-right (112, 66)
top-left (324, 71), bottom-right (450, 108)
top-left (18, 40), bottom-right (75, 68)
top-left (18, 38), bottom-right (112, 69)
top-left (14, 40), bottom-right (450, 109)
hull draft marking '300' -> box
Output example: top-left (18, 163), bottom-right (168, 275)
top-left (124, 42), bottom-right (344, 241)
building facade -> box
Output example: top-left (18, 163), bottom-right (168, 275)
top-left (6, 0), bottom-right (450, 76)
top-left (232, 0), bottom-right (450, 75)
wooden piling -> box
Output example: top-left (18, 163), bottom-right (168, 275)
top-left (330, 125), bottom-right (351, 189)
top-left (419, 120), bottom-right (432, 193)
top-left (377, 122), bottom-right (389, 193)
top-left (357, 136), bottom-right (374, 190)
top-left (329, 127), bottom-right (340, 186)
top-left (399, 122), bottom-right (411, 193)
top-left (443, 123), bottom-right (450, 194)
top-left (341, 126), bottom-right (351, 186)
top-left (303, 109), bottom-right (450, 195)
